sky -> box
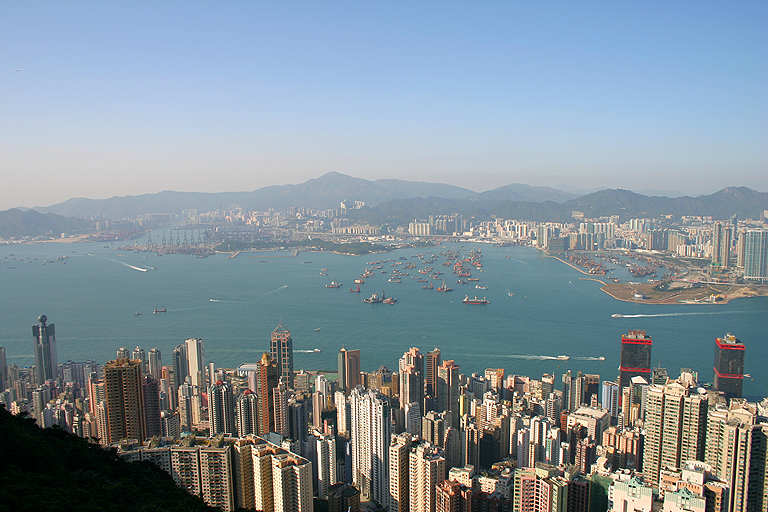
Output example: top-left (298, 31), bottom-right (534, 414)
top-left (1, 2), bottom-right (766, 210)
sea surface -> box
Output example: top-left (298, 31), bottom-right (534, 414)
top-left (1, 239), bottom-right (766, 400)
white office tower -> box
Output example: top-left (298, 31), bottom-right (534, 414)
top-left (208, 380), bottom-right (235, 435)
top-left (309, 431), bottom-right (337, 498)
top-left (236, 390), bottom-right (258, 437)
top-left (409, 442), bottom-right (446, 512)
top-left (350, 388), bottom-right (392, 509)
top-left (334, 390), bottom-right (349, 434)
top-left (185, 338), bottom-right (205, 389)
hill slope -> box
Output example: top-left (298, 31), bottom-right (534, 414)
top-left (0, 406), bottom-right (213, 512)
top-left (0, 209), bottom-right (93, 239)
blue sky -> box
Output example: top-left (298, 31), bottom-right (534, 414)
top-left (1, 2), bottom-right (766, 209)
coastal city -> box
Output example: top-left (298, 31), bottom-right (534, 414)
top-left (3, 3), bottom-right (767, 511)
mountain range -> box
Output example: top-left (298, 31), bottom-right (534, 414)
top-left (1, 174), bottom-right (764, 236)
top-left (32, 172), bottom-right (578, 219)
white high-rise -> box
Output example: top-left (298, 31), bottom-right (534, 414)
top-left (185, 338), bottom-right (205, 389)
top-left (350, 388), bottom-right (391, 509)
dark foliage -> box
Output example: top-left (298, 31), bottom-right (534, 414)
top-left (0, 406), bottom-right (215, 512)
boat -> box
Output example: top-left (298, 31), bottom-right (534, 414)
top-left (508, 293), bottom-right (514, 297)
top-left (383, 296), bottom-right (397, 304)
top-left (463, 295), bottom-right (489, 304)
top-left (313, 348), bottom-right (322, 352)
top-left (315, 328), bottom-right (321, 331)
top-left (354, 278), bottom-right (364, 284)
top-left (556, 355), bottom-right (570, 361)
top-left (388, 277), bottom-right (401, 283)
top-left (468, 277), bottom-right (480, 281)
top-left (456, 279), bottom-right (468, 284)
top-left (436, 281), bottom-right (452, 292)
top-left (611, 314), bottom-right (623, 318)
top-left (319, 272), bottom-right (328, 276)
top-left (349, 284), bottom-right (361, 292)
top-left (135, 312), bottom-right (142, 316)
top-left (597, 356), bottom-right (606, 361)
top-left (364, 292), bottom-right (382, 303)
top-left (153, 308), bottom-right (167, 313)
top-left (325, 281), bottom-right (341, 288)
top-left (422, 282), bottom-right (434, 289)
top-left (475, 285), bottom-right (488, 290)
top-left (321, 268), bottom-right (329, 271)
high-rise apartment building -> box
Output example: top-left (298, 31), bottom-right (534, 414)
top-left (235, 389), bottom-right (258, 437)
top-left (619, 330), bottom-right (652, 389)
top-left (409, 442), bottom-right (446, 512)
top-left (255, 353), bottom-right (278, 435)
top-left (270, 322), bottom-right (294, 387)
top-left (713, 333), bottom-right (745, 400)
top-left (642, 379), bottom-right (708, 484)
top-left (172, 344), bottom-right (188, 389)
top-left (209, 380), bottom-right (235, 435)
top-left (705, 400), bottom-right (768, 512)
top-left (32, 315), bottom-right (57, 386)
top-left (743, 229), bottom-right (768, 282)
top-left (132, 346), bottom-right (147, 373)
top-left (147, 348), bottom-right (162, 380)
top-left (437, 360), bottom-right (460, 424)
top-left (390, 433), bottom-right (418, 512)
top-left (350, 387), bottom-right (391, 509)
top-left (103, 358), bottom-right (146, 443)
top-left (712, 223), bottom-right (732, 268)
top-left (425, 348), bottom-right (441, 402)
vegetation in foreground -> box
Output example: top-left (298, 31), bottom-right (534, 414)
top-left (0, 406), bottom-right (214, 512)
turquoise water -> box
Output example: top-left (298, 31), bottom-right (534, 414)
top-left (1, 240), bottom-right (766, 399)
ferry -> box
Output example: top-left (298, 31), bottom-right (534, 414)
top-left (611, 314), bottom-right (623, 318)
top-left (556, 355), bottom-right (570, 361)
top-left (325, 281), bottom-right (342, 288)
top-left (462, 295), bottom-right (489, 305)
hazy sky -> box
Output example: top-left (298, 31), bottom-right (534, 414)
top-left (2, 2), bottom-right (766, 209)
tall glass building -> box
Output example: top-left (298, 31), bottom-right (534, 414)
top-left (743, 229), bottom-right (768, 282)
top-left (619, 330), bottom-right (652, 389)
top-left (713, 333), bottom-right (745, 400)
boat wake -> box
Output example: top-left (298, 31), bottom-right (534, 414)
top-left (104, 258), bottom-right (150, 272)
top-left (294, 349), bottom-right (321, 353)
top-left (573, 356), bottom-right (607, 361)
top-left (616, 311), bottom-right (737, 319)
top-left (254, 285), bottom-right (289, 301)
top-left (483, 354), bottom-right (570, 361)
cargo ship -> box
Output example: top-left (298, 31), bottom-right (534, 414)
top-left (462, 295), bottom-right (489, 305)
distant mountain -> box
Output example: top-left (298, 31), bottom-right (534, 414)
top-left (475, 183), bottom-right (577, 204)
top-left (36, 172), bottom-right (479, 219)
top-left (0, 209), bottom-right (93, 239)
top-left (349, 186), bottom-right (768, 225)
top-left (561, 187), bottom-right (768, 220)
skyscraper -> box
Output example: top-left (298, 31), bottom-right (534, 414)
top-left (350, 388), bottom-right (391, 508)
top-left (235, 389), bottom-right (258, 437)
top-left (338, 348), bottom-right (361, 395)
top-left (743, 229), bottom-right (768, 282)
top-left (270, 322), bottom-right (294, 387)
top-left (642, 379), bottom-right (708, 484)
top-left (172, 344), bottom-right (188, 389)
top-left (148, 348), bottom-right (162, 380)
top-left (437, 360), bottom-right (459, 424)
top-left (425, 347), bottom-right (441, 402)
top-left (185, 338), bottom-right (205, 390)
top-left (409, 442), bottom-right (446, 512)
top-left (132, 346), bottom-right (147, 373)
top-left (209, 380), bottom-right (235, 435)
top-left (619, 330), bottom-right (652, 389)
top-left (713, 333), bottom-right (745, 400)
top-left (256, 352), bottom-right (278, 435)
top-left (103, 358), bottom-right (145, 443)
top-left (32, 315), bottom-right (57, 386)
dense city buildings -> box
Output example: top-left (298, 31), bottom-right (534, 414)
top-left (4, 309), bottom-right (768, 512)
